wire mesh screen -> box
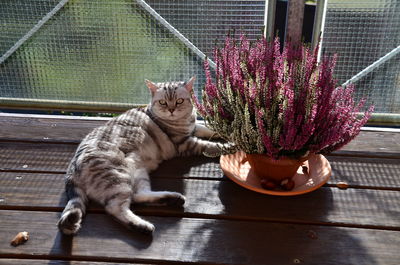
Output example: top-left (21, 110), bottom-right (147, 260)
top-left (322, 0), bottom-right (400, 114)
top-left (0, 0), bottom-right (265, 110)
top-left (146, 0), bottom-right (266, 58)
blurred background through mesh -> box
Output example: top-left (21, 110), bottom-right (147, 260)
top-left (0, 0), bottom-right (399, 114)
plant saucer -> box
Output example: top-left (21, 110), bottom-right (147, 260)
top-left (220, 151), bottom-right (331, 196)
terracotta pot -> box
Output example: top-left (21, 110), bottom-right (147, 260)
top-left (246, 153), bottom-right (309, 182)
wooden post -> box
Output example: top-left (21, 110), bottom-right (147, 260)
top-left (285, 0), bottom-right (305, 44)
top-left (264, 0), bottom-right (277, 41)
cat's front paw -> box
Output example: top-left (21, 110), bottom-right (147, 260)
top-left (194, 124), bottom-right (221, 139)
top-left (203, 142), bottom-right (237, 157)
top-left (221, 142), bottom-right (237, 154)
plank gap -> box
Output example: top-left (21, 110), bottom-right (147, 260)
top-left (0, 139), bottom-right (80, 145)
top-left (1, 207), bottom-right (399, 232)
top-left (325, 184), bottom-right (400, 192)
top-left (1, 167), bottom-right (399, 190)
top-left (0, 254), bottom-right (202, 265)
top-left (328, 152), bottom-right (400, 159)
top-left (1, 139), bottom-right (399, 159)
top-left (140, 211), bottom-right (400, 232)
top-left (0, 169), bottom-right (66, 174)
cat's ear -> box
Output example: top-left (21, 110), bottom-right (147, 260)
top-left (184, 76), bottom-right (196, 92)
top-left (145, 79), bottom-right (158, 95)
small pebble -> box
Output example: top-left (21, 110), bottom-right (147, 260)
top-left (336, 181), bottom-right (349, 189)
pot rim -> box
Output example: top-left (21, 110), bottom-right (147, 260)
top-left (246, 153), bottom-right (310, 165)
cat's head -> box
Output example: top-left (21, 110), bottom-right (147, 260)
top-left (145, 76), bottom-right (196, 120)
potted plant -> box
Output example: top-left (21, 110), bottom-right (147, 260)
top-left (192, 35), bottom-right (373, 191)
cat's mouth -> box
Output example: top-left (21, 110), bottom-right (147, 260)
top-left (163, 112), bottom-right (175, 119)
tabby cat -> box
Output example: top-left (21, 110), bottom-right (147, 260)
top-left (58, 77), bottom-right (232, 235)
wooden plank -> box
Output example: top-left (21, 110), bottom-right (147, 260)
top-left (156, 155), bottom-right (400, 188)
top-left (152, 155), bottom-right (222, 180)
top-left (155, 155), bottom-right (400, 189)
top-left (0, 142), bottom-right (223, 178)
top-left (0, 142), bottom-right (74, 173)
top-left (0, 172), bottom-right (66, 209)
top-left (285, 0), bottom-right (305, 44)
top-left (0, 113), bottom-right (106, 144)
top-left (1, 141), bottom-right (399, 188)
top-left (331, 130), bottom-right (400, 158)
top-left (0, 210), bottom-right (399, 265)
top-left (1, 172), bottom-right (399, 228)
top-left (328, 156), bottom-right (400, 188)
top-left (1, 113), bottom-right (399, 156)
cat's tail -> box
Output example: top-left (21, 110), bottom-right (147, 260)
top-left (57, 181), bottom-right (88, 235)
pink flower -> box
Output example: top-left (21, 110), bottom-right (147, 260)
top-left (193, 35), bottom-right (373, 158)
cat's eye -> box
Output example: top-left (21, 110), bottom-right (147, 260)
top-left (176, 98), bottom-right (184, 104)
top-left (158, 100), bottom-right (167, 105)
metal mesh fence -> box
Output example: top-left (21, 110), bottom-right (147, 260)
top-left (0, 0), bottom-right (265, 110)
top-left (322, 0), bottom-right (400, 114)
top-left (146, 0), bottom-right (266, 58)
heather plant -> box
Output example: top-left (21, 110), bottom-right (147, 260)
top-left (193, 35), bottom-right (374, 159)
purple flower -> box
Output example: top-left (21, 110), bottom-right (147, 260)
top-left (192, 35), bottom-right (373, 158)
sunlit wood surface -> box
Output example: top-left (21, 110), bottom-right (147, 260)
top-left (0, 113), bottom-right (399, 265)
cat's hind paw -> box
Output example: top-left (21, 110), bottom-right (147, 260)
top-left (129, 220), bottom-right (155, 235)
top-left (57, 208), bottom-right (83, 235)
top-left (134, 191), bottom-right (185, 207)
top-left (158, 192), bottom-right (186, 207)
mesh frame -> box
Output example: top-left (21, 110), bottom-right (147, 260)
top-left (0, 0), bottom-right (265, 109)
top-left (322, 0), bottom-right (400, 114)
top-left (1, 0), bottom-right (399, 118)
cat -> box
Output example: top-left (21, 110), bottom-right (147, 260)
top-left (57, 76), bottom-right (234, 235)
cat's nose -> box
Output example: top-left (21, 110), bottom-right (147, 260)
top-left (168, 109), bottom-right (174, 114)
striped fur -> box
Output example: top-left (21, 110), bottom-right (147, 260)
top-left (57, 77), bottom-right (232, 235)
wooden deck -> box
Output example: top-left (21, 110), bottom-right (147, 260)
top-left (0, 112), bottom-right (399, 265)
